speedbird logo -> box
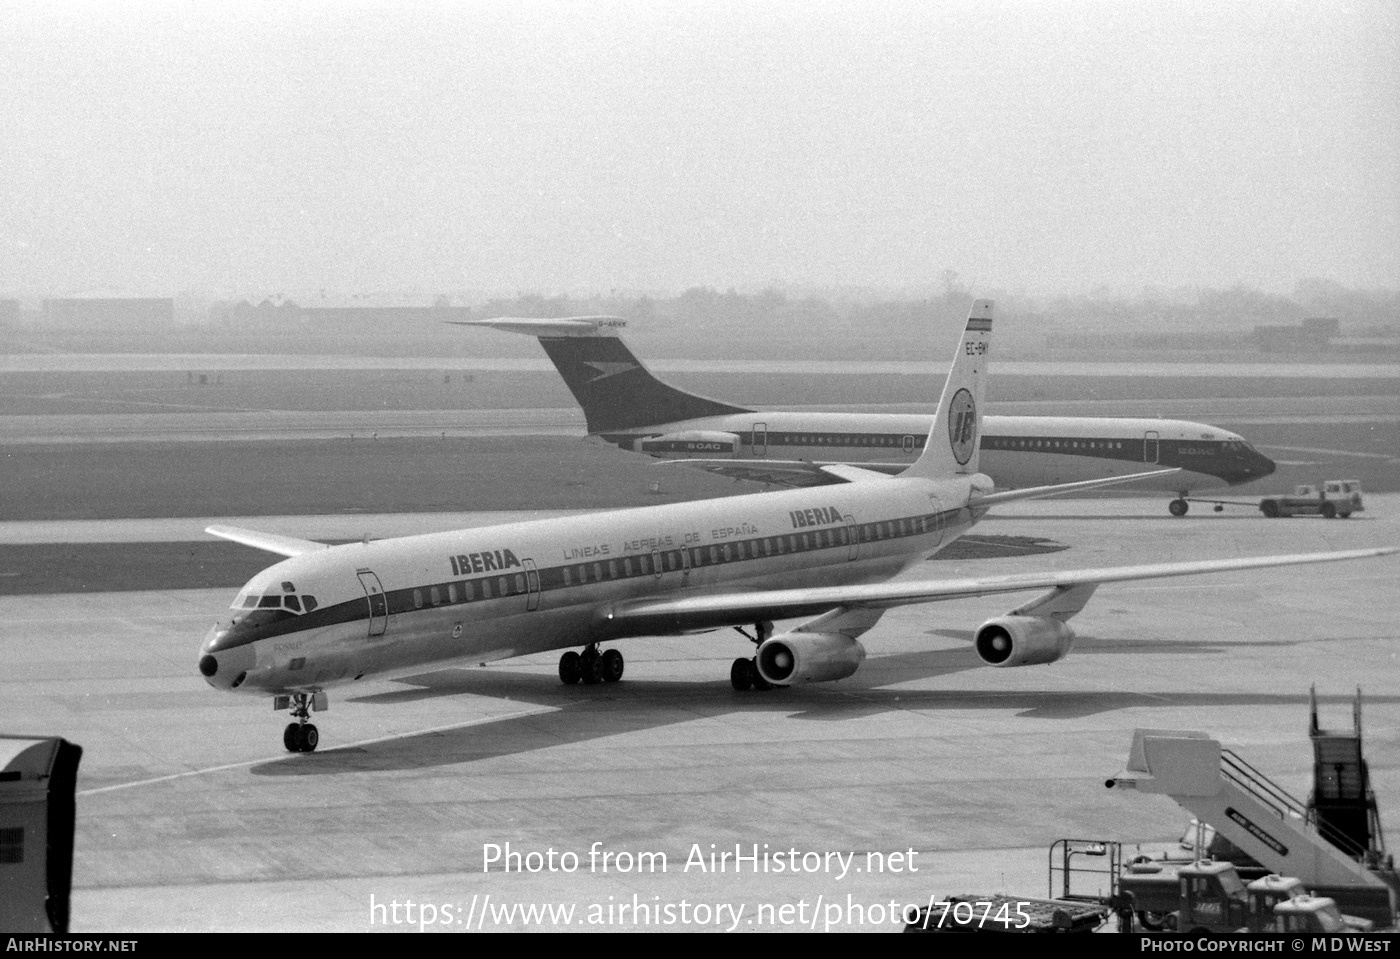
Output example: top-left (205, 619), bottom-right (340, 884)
top-left (581, 361), bottom-right (638, 383)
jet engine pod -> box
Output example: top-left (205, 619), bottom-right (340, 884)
top-left (638, 430), bottom-right (740, 458)
top-left (755, 633), bottom-right (866, 685)
top-left (974, 616), bottom-right (1076, 667)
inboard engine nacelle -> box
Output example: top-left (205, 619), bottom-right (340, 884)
top-left (638, 430), bottom-right (740, 458)
top-left (756, 633), bottom-right (866, 685)
top-left (974, 616), bottom-right (1076, 667)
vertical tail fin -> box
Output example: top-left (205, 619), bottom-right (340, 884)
top-left (450, 316), bottom-right (749, 434)
top-left (900, 299), bottom-right (993, 480)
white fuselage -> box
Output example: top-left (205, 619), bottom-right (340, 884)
top-left (199, 473), bottom-right (983, 698)
top-left (602, 412), bottom-right (1274, 491)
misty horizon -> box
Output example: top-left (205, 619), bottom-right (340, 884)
top-left (3, 2), bottom-right (1397, 299)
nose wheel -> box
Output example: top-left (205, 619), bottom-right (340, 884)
top-left (284, 721), bottom-right (319, 752)
top-left (279, 692), bottom-right (322, 752)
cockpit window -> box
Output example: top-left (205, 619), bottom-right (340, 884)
top-left (258, 594), bottom-right (282, 608)
top-left (303, 595), bottom-right (318, 612)
top-left (241, 595), bottom-right (259, 609)
top-left (284, 595), bottom-right (302, 612)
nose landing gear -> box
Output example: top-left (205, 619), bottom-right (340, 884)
top-left (277, 691), bottom-right (325, 752)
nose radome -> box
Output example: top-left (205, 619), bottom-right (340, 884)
top-left (199, 626), bottom-right (254, 689)
top-left (1256, 450), bottom-right (1277, 479)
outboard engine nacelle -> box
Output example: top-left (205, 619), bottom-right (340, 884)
top-left (974, 616), bottom-right (1076, 667)
top-left (638, 431), bottom-right (740, 458)
top-left (755, 633), bottom-right (866, 686)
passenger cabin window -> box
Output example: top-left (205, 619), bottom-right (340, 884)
top-left (430, 586), bottom-right (441, 606)
top-left (413, 589), bottom-right (423, 609)
top-left (481, 579), bottom-right (492, 599)
top-left (515, 574), bottom-right (525, 594)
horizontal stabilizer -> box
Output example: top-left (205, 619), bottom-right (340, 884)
top-left (206, 525), bottom-right (329, 558)
top-left (446, 316), bottom-right (627, 338)
top-left (818, 464), bottom-right (896, 483)
top-left (657, 458), bottom-right (903, 488)
top-left (971, 468), bottom-right (1183, 507)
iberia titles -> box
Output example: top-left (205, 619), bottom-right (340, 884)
top-left (789, 505), bottom-right (846, 529)
top-left (449, 549), bottom-right (522, 576)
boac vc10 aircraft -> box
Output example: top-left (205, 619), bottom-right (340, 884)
top-left (200, 301), bottom-right (1391, 753)
top-left (454, 314), bottom-right (1276, 516)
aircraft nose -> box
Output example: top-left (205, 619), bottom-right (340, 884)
top-left (199, 626), bottom-right (254, 690)
top-left (1254, 449), bottom-right (1277, 479)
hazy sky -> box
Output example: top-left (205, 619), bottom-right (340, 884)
top-left (2, 1), bottom-right (1397, 299)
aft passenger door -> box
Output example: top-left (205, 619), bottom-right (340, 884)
top-left (925, 496), bottom-right (944, 550)
top-left (356, 569), bottom-right (388, 637)
top-left (843, 514), bottom-right (859, 561)
top-left (1144, 431), bottom-right (1160, 464)
top-left (751, 422), bottom-right (768, 457)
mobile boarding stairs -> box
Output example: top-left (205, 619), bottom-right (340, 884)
top-left (1106, 690), bottom-right (1399, 919)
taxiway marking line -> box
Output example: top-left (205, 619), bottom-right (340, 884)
top-left (76, 705), bottom-right (562, 796)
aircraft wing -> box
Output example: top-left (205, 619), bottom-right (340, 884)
top-left (205, 525), bottom-right (329, 558)
top-left (657, 458), bottom-right (905, 488)
top-left (597, 547), bottom-right (1397, 635)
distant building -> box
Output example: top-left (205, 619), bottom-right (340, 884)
top-left (41, 298), bottom-right (174, 331)
top-left (1253, 317), bottom-right (1340, 353)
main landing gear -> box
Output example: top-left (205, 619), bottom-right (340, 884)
top-left (558, 644), bottom-right (624, 686)
top-left (278, 691), bottom-right (324, 753)
top-left (730, 621), bottom-right (776, 692)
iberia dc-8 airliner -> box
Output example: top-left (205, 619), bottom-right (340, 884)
top-left (198, 301), bottom-right (1393, 753)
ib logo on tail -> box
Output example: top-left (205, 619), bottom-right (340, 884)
top-left (899, 299), bottom-right (992, 481)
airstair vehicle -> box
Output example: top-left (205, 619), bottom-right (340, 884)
top-left (1107, 689), bottom-right (1398, 924)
